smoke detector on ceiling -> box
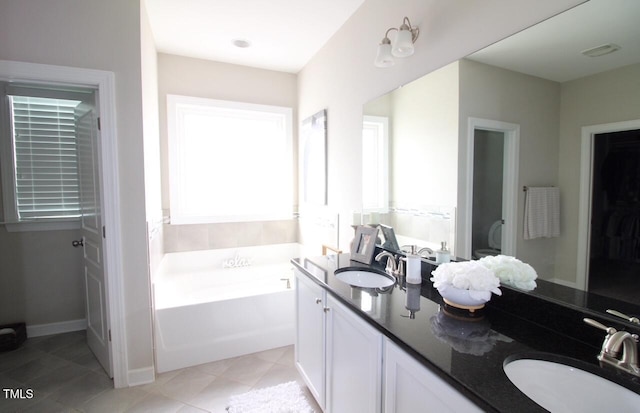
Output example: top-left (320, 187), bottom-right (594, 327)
top-left (232, 39), bottom-right (251, 49)
top-left (581, 43), bottom-right (621, 57)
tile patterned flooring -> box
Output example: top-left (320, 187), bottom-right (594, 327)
top-left (0, 331), bottom-right (320, 412)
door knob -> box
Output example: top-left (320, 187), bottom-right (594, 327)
top-left (72, 239), bottom-right (84, 248)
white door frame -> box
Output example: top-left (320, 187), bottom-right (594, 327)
top-left (0, 60), bottom-right (127, 387)
top-left (463, 117), bottom-right (520, 260)
top-left (576, 119), bottom-right (640, 291)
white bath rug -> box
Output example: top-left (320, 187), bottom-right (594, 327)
top-left (226, 381), bottom-right (315, 413)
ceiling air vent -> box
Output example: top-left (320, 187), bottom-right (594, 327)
top-left (581, 43), bottom-right (621, 57)
top-left (232, 39), bottom-right (251, 49)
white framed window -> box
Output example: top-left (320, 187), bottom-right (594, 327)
top-left (0, 83), bottom-right (90, 231)
top-left (167, 95), bottom-right (294, 224)
top-left (362, 115), bottom-right (389, 212)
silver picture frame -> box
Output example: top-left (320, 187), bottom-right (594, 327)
top-left (350, 225), bottom-right (378, 264)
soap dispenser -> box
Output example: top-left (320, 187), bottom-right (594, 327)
top-left (405, 245), bottom-right (422, 284)
top-left (435, 241), bottom-right (451, 264)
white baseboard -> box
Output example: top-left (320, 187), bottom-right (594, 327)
top-left (27, 318), bottom-right (87, 338)
top-left (127, 366), bottom-right (156, 387)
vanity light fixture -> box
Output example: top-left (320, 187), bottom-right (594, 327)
top-left (374, 17), bottom-right (420, 68)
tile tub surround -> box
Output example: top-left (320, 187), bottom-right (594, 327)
top-left (292, 252), bottom-right (640, 412)
top-left (163, 219), bottom-right (299, 252)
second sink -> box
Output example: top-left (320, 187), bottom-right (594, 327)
top-left (334, 268), bottom-right (395, 289)
top-left (503, 353), bottom-right (640, 412)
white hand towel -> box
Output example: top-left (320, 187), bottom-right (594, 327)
top-left (524, 187), bottom-right (560, 240)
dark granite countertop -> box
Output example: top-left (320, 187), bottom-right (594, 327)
top-left (292, 252), bottom-right (640, 413)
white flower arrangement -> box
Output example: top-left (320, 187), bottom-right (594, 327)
top-left (477, 255), bottom-right (538, 291)
top-left (430, 260), bottom-right (502, 304)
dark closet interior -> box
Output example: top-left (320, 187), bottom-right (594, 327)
top-left (589, 129), bottom-right (640, 305)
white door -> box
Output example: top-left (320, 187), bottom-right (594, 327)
top-left (384, 339), bottom-right (482, 413)
top-left (76, 102), bottom-right (112, 377)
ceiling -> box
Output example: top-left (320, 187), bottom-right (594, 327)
top-left (144, 0), bottom-right (365, 73)
top-left (145, 0), bottom-right (639, 80)
top-left (468, 0), bottom-right (640, 83)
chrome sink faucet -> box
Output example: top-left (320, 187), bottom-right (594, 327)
top-left (584, 318), bottom-right (640, 377)
top-left (375, 251), bottom-right (403, 278)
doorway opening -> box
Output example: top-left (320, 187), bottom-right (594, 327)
top-left (464, 118), bottom-right (519, 260)
top-left (472, 130), bottom-right (504, 260)
top-left (0, 60), bottom-right (126, 387)
top-left (0, 82), bottom-right (111, 377)
top-left (587, 128), bottom-right (640, 304)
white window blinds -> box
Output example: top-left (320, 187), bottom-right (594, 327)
top-left (9, 95), bottom-right (81, 219)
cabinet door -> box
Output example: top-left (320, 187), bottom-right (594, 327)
top-left (294, 270), bottom-right (326, 409)
top-left (384, 339), bottom-right (482, 413)
top-left (326, 295), bottom-right (382, 413)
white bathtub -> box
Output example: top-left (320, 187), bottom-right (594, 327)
top-left (154, 243), bottom-right (301, 373)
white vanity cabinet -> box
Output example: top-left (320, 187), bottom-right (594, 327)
top-left (384, 339), bottom-right (482, 413)
top-left (325, 294), bottom-right (382, 413)
top-left (294, 270), bottom-right (326, 410)
top-left (294, 269), bottom-right (382, 413)
top-left (295, 268), bottom-right (482, 413)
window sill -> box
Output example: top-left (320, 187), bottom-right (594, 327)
top-left (3, 219), bottom-right (81, 232)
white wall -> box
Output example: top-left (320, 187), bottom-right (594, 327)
top-left (458, 59), bottom-right (561, 277)
top-left (298, 0), bottom-right (585, 251)
top-left (0, 0), bottom-right (153, 377)
top-left (141, 2), bottom-right (164, 275)
top-left (0, 228), bottom-right (84, 326)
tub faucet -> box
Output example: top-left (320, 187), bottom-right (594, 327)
top-left (375, 251), bottom-right (401, 278)
top-left (584, 318), bottom-right (640, 377)
top-left (418, 247), bottom-right (434, 258)
top-left (280, 278), bottom-right (291, 289)
top-left (402, 245), bottom-right (431, 257)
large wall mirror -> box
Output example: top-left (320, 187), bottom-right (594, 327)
top-left (362, 0), bottom-right (640, 324)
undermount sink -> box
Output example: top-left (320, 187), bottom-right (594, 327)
top-left (504, 354), bottom-right (640, 412)
top-left (334, 268), bottom-right (395, 289)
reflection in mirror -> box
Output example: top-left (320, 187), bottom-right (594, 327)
top-left (471, 133), bottom-right (504, 260)
top-left (361, 0), bottom-right (640, 323)
top-left (362, 60), bottom-right (458, 257)
top-left (357, 206), bottom-right (456, 259)
top-left (350, 225), bottom-right (378, 264)
top-left (378, 224), bottom-right (400, 252)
